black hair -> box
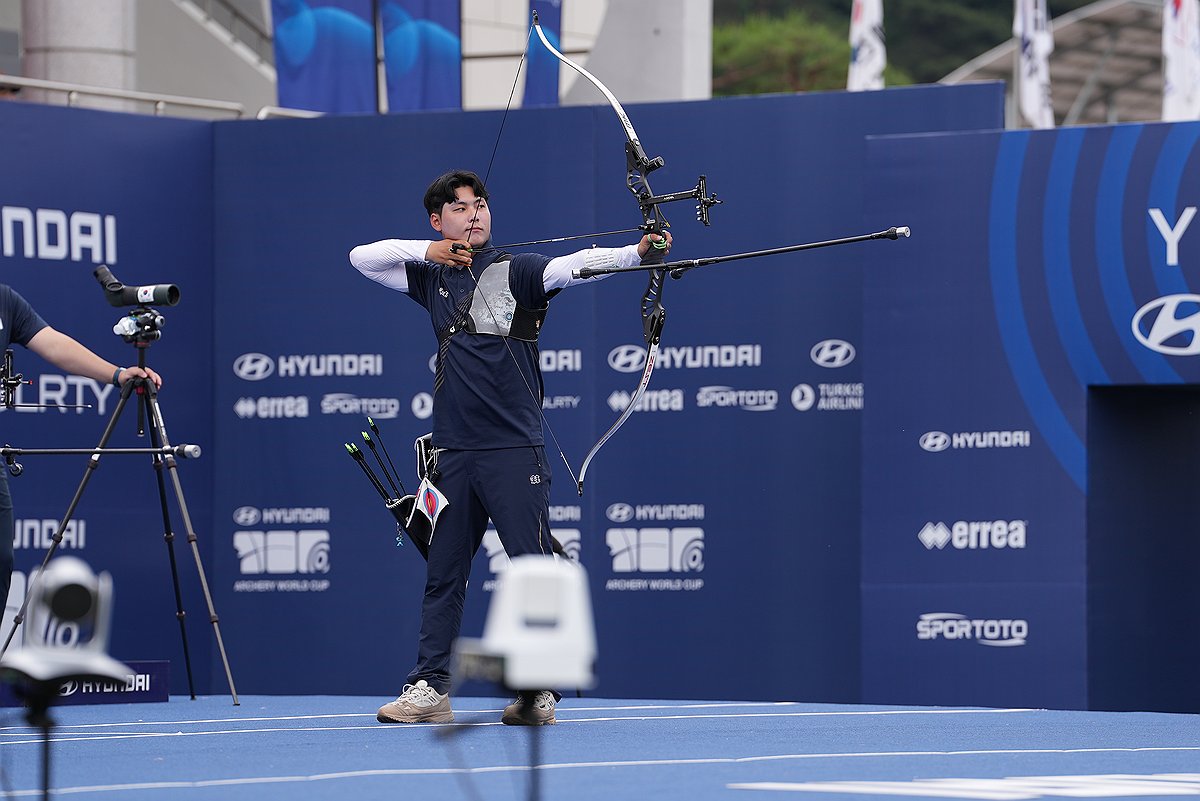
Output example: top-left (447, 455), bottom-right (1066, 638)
top-left (423, 170), bottom-right (489, 216)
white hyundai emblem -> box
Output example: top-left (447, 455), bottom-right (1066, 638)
top-left (920, 431), bottom-right (950, 452)
top-left (1132, 294), bottom-right (1200, 355)
top-left (608, 345), bottom-right (648, 373)
top-left (232, 353), bottom-right (275, 381)
top-left (810, 339), bottom-right (856, 368)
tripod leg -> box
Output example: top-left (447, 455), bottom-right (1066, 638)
top-left (141, 385), bottom-right (240, 705)
top-left (0, 381), bottom-right (139, 658)
top-left (145, 415), bottom-right (197, 700)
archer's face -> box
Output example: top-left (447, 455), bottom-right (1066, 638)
top-left (431, 186), bottom-right (491, 247)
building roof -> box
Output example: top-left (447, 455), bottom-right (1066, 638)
top-left (941, 0), bottom-right (1163, 126)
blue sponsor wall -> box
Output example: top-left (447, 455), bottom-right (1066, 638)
top-left (864, 122), bottom-right (1200, 710)
top-left (208, 83), bottom-right (1003, 701)
top-left (0, 82), bottom-right (1026, 704)
top-left (0, 103), bottom-right (218, 695)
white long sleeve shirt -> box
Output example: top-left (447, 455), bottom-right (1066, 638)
top-left (348, 239), bottom-right (640, 293)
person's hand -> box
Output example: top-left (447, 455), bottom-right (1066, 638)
top-left (119, 366), bottom-right (162, 390)
top-left (637, 230), bottom-right (672, 259)
top-left (425, 240), bottom-right (473, 268)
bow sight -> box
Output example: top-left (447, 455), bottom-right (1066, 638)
top-left (628, 158), bottom-right (723, 228)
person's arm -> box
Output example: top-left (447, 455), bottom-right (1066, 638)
top-left (350, 238), bottom-right (475, 292)
top-left (349, 239), bottom-right (430, 292)
top-left (542, 232), bottom-right (672, 291)
top-left (26, 327), bottom-right (162, 389)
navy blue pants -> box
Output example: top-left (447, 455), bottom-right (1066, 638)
top-left (408, 446), bottom-right (553, 693)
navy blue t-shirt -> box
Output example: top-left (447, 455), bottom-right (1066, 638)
top-left (0, 285), bottom-right (48, 352)
top-left (404, 250), bottom-right (553, 450)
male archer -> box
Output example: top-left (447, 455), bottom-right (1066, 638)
top-left (349, 169), bottom-right (670, 725)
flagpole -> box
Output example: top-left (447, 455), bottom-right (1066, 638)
top-left (1010, 30), bottom-right (1019, 128)
top-left (373, 0), bottom-right (388, 114)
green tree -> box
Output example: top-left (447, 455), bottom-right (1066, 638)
top-left (713, 9), bottom-right (911, 96)
top-left (713, 0), bottom-right (1098, 90)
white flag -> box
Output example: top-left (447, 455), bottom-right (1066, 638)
top-left (1013, 0), bottom-right (1055, 128)
top-left (1164, 0), bottom-right (1200, 120)
top-left (848, 0), bottom-right (885, 91)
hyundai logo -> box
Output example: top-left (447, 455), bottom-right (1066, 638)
top-left (810, 339), bottom-right (856, 368)
top-left (1132, 294), bottom-right (1200, 355)
top-left (920, 431), bottom-right (950, 452)
top-left (232, 506), bottom-right (261, 526)
top-left (608, 345), bottom-right (648, 373)
top-left (233, 353), bottom-right (275, 381)
top-left (606, 502), bottom-right (635, 523)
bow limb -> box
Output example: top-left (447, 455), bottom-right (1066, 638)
top-left (530, 13), bottom-right (719, 494)
top-left (575, 267), bottom-right (667, 495)
top-left (531, 18), bottom-right (661, 180)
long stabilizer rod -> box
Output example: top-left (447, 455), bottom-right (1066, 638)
top-left (574, 226), bottom-right (911, 279)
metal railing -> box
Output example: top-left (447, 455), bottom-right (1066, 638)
top-left (184, 0), bottom-right (274, 67)
top-left (0, 74), bottom-right (246, 117)
top-left (0, 74), bottom-right (326, 121)
top-left (255, 106), bottom-right (323, 120)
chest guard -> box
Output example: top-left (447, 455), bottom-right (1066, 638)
top-left (464, 258), bottom-right (548, 342)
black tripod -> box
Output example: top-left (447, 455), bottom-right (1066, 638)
top-left (0, 305), bottom-right (238, 704)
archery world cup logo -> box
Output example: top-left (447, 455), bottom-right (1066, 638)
top-left (606, 528), bottom-right (704, 573)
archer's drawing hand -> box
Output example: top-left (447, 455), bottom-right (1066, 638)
top-left (427, 240), bottom-right (473, 268)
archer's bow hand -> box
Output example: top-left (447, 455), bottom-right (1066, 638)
top-left (637, 231), bottom-right (673, 261)
top-left (427, 240), bottom-right (473, 268)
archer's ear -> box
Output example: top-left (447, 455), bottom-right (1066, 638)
top-left (430, 213), bottom-right (442, 233)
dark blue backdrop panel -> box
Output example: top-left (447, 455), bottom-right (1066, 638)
top-left (862, 130), bottom-right (1083, 587)
top-left (211, 83), bottom-right (1004, 700)
top-left (863, 129), bottom-right (1087, 707)
top-left (861, 582), bottom-right (1087, 709)
top-left (0, 103), bottom-right (217, 694)
top-left (865, 120), bottom-right (1200, 709)
top-left (1087, 386), bottom-right (1200, 713)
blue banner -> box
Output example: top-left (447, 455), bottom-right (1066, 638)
top-left (271, 0), bottom-right (461, 114)
top-left (384, 0), bottom-right (461, 112)
top-left (524, 0), bottom-right (561, 107)
top-left (271, 0), bottom-right (376, 113)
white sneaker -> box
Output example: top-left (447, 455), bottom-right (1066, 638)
top-left (501, 690), bottom-right (556, 725)
top-left (376, 679), bottom-right (454, 724)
